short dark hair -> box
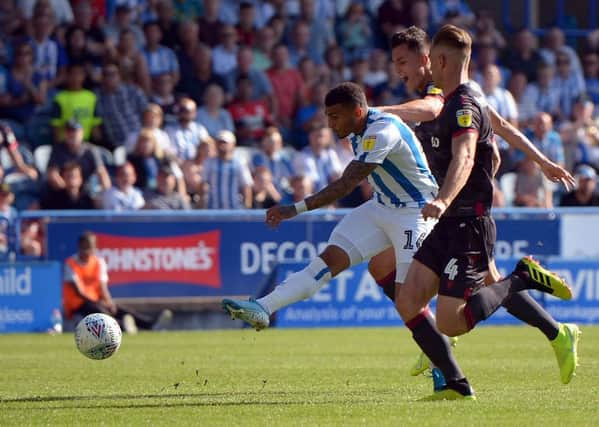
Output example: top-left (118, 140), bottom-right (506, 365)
top-left (324, 82), bottom-right (367, 109)
top-left (432, 25), bottom-right (472, 55)
top-left (78, 231), bottom-right (96, 247)
top-left (390, 26), bottom-right (430, 53)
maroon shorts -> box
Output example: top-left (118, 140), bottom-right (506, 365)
top-left (413, 215), bottom-right (495, 298)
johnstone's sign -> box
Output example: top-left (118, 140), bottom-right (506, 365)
top-left (95, 232), bottom-right (221, 288)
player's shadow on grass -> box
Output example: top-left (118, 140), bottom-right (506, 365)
top-left (1, 391), bottom-right (379, 409)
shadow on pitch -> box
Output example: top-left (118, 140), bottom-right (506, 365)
top-left (0, 391), bottom-right (376, 410)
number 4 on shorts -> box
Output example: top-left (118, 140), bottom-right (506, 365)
top-left (444, 258), bottom-right (459, 280)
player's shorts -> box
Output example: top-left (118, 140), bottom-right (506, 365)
top-left (328, 199), bottom-right (435, 283)
top-left (413, 215), bottom-right (496, 298)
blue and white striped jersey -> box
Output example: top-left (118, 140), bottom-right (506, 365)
top-left (204, 157), bottom-right (253, 209)
top-left (349, 109), bottom-right (438, 208)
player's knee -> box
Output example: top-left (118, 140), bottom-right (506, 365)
top-left (437, 322), bottom-right (464, 338)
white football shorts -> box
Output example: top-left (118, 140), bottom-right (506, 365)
top-left (328, 199), bottom-right (435, 283)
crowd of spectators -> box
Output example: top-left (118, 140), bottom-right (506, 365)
top-left (0, 0), bottom-right (598, 256)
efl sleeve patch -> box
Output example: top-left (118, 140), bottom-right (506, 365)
top-left (363, 135), bottom-right (376, 151)
top-left (426, 85), bottom-right (443, 96)
top-left (456, 109), bottom-right (473, 127)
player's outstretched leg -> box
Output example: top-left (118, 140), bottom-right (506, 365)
top-left (550, 323), bottom-right (582, 384)
top-left (222, 298), bottom-right (270, 331)
top-left (463, 256), bottom-right (573, 332)
top-left (223, 251), bottom-right (346, 331)
top-left (514, 256), bottom-right (573, 299)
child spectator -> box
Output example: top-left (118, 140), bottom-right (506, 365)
top-left (101, 162), bottom-right (145, 211)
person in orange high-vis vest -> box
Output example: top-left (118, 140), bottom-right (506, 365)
top-left (63, 232), bottom-right (172, 333)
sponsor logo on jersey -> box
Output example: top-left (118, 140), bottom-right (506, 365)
top-left (95, 231), bottom-right (221, 288)
top-left (363, 136), bottom-right (376, 151)
top-left (456, 109), bottom-right (473, 127)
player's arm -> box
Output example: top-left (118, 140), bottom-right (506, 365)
top-left (265, 161), bottom-right (377, 228)
top-left (423, 131), bottom-right (477, 220)
top-left (378, 96), bottom-right (444, 123)
top-left (488, 106), bottom-right (575, 189)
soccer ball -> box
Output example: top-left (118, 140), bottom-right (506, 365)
top-left (75, 313), bottom-right (122, 360)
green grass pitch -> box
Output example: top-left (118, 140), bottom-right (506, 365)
top-left (1, 326), bottom-right (597, 426)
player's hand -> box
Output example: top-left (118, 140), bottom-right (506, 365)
top-left (540, 161), bottom-right (576, 191)
top-left (265, 204), bottom-right (297, 228)
top-left (421, 199), bottom-right (447, 220)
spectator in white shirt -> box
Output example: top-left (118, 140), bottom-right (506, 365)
top-left (101, 162), bottom-right (145, 211)
top-left (554, 49), bottom-right (586, 121)
top-left (166, 97), bottom-right (210, 162)
top-left (520, 62), bottom-right (561, 123)
top-left (293, 125), bottom-right (342, 192)
top-left (482, 64), bottom-right (519, 174)
top-left (126, 103), bottom-right (171, 154)
top-left (212, 24), bottom-right (239, 77)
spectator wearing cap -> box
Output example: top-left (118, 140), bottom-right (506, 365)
top-left (166, 97), bottom-right (210, 162)
top-left (203, 130), bottom-right (253, 209)
top-left (51, 63), bottom-right (102, 143)
top-left (144, 162), bottom-right (190, 210)
top-left (104, 4), bottom-right (145, 50)
top-left (142, 21), bottom-right (180, 85)
top-left (560, 164), bottom-right (599, 206)
top-left (46, 119), bottom-right (111, 193)
top-left (39, 161), bottom-right (97, 210)
top-left (95, 63), bottom-right (148, 150)
top-left (101, 162), bottom-right (145, 211)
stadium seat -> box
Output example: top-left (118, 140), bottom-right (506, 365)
top-left (233, 146), bottom-right (257, 166)
top-left (33, 145), bottom-right (53, 174)
top-left (1, 146), bottom-right (35, 171)
top-left (113, 146), bottom-right (127, 167)
top-left (499, 172), bottom-right (517, 207)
